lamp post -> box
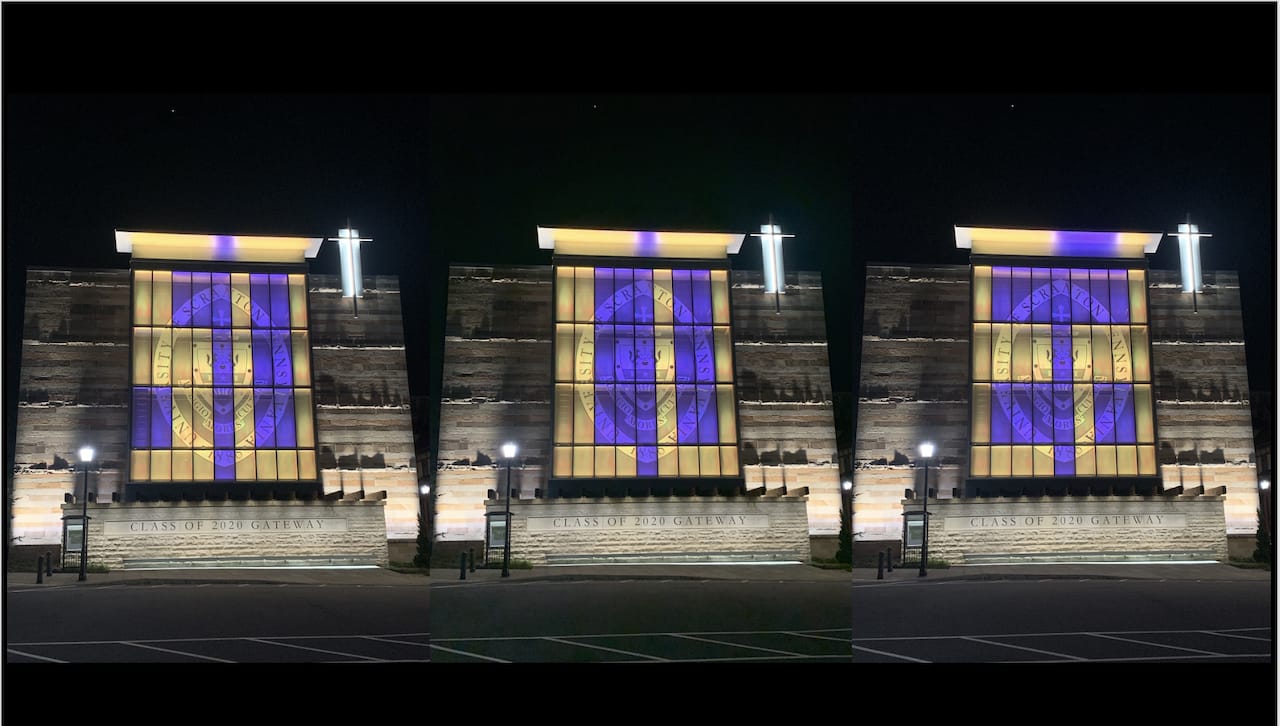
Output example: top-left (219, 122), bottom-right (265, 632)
top-left (419, 482), bottom-right (431, 572)
top-left (78, 445), bottom-right (95, 582)
top-left (501, 442), bottom-right (517, 578)
top-left (1260, 478), bottom-right (1272, 557)
top-left (918, 442), bottom-right (934, 577)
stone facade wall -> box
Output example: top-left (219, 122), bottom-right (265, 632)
top-left (490, 496), bottom-right (812, 565)
top-left (64, 500), bottom-right (389, 569)
top-left (908, 496), bottom-right (1228, 564)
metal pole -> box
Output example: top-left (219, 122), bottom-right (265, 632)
top-left (502, 458), bottom-right (512, 577)
top-left (78, 464), bottom-right (89, 582)
top-left (918, 459), bottom-right (929, 577)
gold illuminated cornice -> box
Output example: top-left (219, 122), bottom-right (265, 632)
top-left (955, 226), bottom-right (1163, 259)
top-left (115, 230), bottom-right (325, 264)
top-left (537, 227), bottom-right (746, 259)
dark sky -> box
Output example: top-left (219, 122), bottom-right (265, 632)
top-left (3, 4), bottom-right (1276, 460)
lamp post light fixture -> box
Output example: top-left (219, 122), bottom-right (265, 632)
top-left (917, 442), bottom-right (935, 577)
top-left (842, 478), bottom-right (853, 523)
top-left (77, 445), bottom-right (95, 582)
top-left (501, 442), bottom-right (517, 578)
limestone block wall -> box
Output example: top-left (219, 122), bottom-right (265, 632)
top-left (909, 496), bottom-right (1229, 564)
top-left (66, 500), bottom-right (390, 569)
top-left (493, 496), bottom-right (812, 565)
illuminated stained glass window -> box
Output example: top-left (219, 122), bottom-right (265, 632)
top-left (129, 270), bottom-right (316, 482)
top-left (552, 266), bottom-right (739, 478)
top-left (970, 265), bottom-right (1156, 478)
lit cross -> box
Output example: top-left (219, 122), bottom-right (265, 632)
top-left (327, 224), bottom-right (372, 299)
top-left (212, 309), bottom-right (231, 327)
top-left (752, 220), bottom-right (794, 296)
top-left (1169, 214), bottom-right (1210, 295)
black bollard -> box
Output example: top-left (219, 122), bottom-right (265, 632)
top-left (468, 548), bottom-right (475, 572)
top-left (877, 551), bottom-right (884, 580)
top-left (886, 548), bottom-right (894, 572)
top-left (459, 553), bottom-right (467, 580)
top-left (36, 554), bottom-right (44, 584)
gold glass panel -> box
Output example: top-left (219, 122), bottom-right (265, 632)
top-left (256, 450), bottom-right (278, 480)
top-left (554, 384), bottom-right (574, 444)
top-left (1134, 384), bottom-right (1154, 442)
top-left (653, 269), bottom-right (674, 324)
top-left (1072, 445), bottom-right (1095, 476)
top-left (1012, 447), bottom-right (1033, 477)
top-left (133, 270), bottom-right (152, 327)
top-left (194, 451), bottom-right (215, 480)
top-left (291, 331), bottom-right (311, 386)
top-left (711, 269), bottom-right (730, 324)
top-left (1012, 323), bottom-right (1032, 382)
top-left (172, 328), bottom-right (193, 385)
top-left (1032, 325), bottom-right (1052, 382)
top-left (573, 446), bottom-right (593, 477)
top-left (555, 267), bottom-right (576, 322)
top-left (658, 446), bottom-right (678, 476)
top-left (595, 446), bottom-right (615, 477)
top-left (679, 446), bottom-right (700, 476)
top-left (1128, 269), bottom-right (1147, 324)
top-left (574, 269), bottom-right (594, 323)
top-left (133, 328), bottom-right (153, 385)
top-left (973, 265), bottom-right (992, 322)
top-left (298, 450), bottom-right (317, 480)
top-left (152, 270), bottom-right (172, 326)
top-left (615, 447), bottom-right (637, 477)
top-left (714, 327), bottom-right (733, 382)
top-left (657, 384), bottom-right (677, 443)
top-left (990, 445), bottom-right (1011, 477)
top-left (554, 447), bottom-right (572, 477)
top-left (236, 450), bottom-right (256, 479)
top-left (970, 446), bottom-right (990, 477)
top-left (1116, 445), bottom-right (1138, 476)
top-left (172, 450), bottom-right (193, 481)
top-left (288, 274), bottom-right (307, 329)
top-left (234, 330), bottom-right (252, 383)
top-left (172, 388), bottom-right (194, 447)
top-left (1111, 327), bottom-right (1132, 382)
top-left (555, 324), bottom-right (575, 382)
top-left (1074, 384), bottom-right (1094, 444)
top-left (151, 327), bottom-right (172, 385)
top-left (1096, 445), bottom-right (1118, 476)
top-left (277, 450), bottom-right (299, 480)
top-left (716, 385), bottom-right (736, 443)
top-left (1138, 445), bottom-right (1156, 475)
top-left (720, 446), bottom-right (739, 476)
top-left (131, 450), bottom-right (151, 481)
top-left (1033, 445), bottom-right (1054, 476)
top-left (294, 389), bottom-right (314, 448)
top-left (971, 384), bottom-right (991, 443)
top-left (1072, 326), bottom-right (1092, 381)
top-left (192, 329), bottom-right (212, 385)
top-left (1091, 326), bottom-right (1112, 381)
top-left (991, 323), bottom-right (1011, 382)
top-left (573, 384), bottom-right (594, 443)
top-left (972, 324), bottom-right (992, 380)
top-left (1131, 327), bottom-right (1150, 382)
top-left (192, 389), bottom-right (214, 448)
top-left (151, 450), bottom-right (172, 482)
top-left (574, 324), bottom-right (594, 382)
top-left (699, 446), bottom-right (721, 477)
top-left (232, 273), bottom-right (253, 328)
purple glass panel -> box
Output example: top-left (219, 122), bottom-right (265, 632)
top-left (1011, 383), bottom-right (1034, 444)
top-left (151, 388), bottom-right (172, 448)
top-left (613, 268), bottom-right (634, 324)
top-left (254, 388), bottom-right (277, 447)
top-left (991, 383), bottom-right (1012, 443)
top-left (1094, 384), bottom-right (1116, 444)
top-left (612, 326), bottom-right (634, 385)
top-left (594, 384), bottom-right (615, 444)
top-left (991, 266), bottom-right (1011, 322)
top-left (252, 330), bottom-right (273, 386)
top-left (693, 326), bottom-right (714, 383)
top-left (192, 272), bottom-right (213, 327)
top-left (1053, 384), bottom-right (1074, 443)
top-left (1089, 270), bottom-right (1111, 324)
top-left (271, 331), bottom-right (293, 386)
top-left (692, 270), bottom-right (712, 324)
top-left (132, 387), bottom-right (152, 448)
top-left (637, 447), bottom-right (657, 477)
top-left (270, 274), bottom-right (290, 327)
top-left (674, 326), bottom-right (695, 383)
top-left (212, 330), bottom-right (234, 386)
top-left (595, 325), bottom-right (615, 383)
top-left (1054, 445), bottom-right (1076, 475)
top-left (1010, 267), bottom-right (1031, 322)
top-left (1108, 269), bottom-right (1130, 323)
top-left (171, 272), bottom-right (193, 326)
top-left (637, 384), bottom-right (657, 444)
top-left (1050, 269), bottom-right (1071, 324)
top-left (1052, 326), bottom-right (1072, 382)
top-left (1033, 384), bottom-right (1054, 443)
top-left (214, 450), bottom-right (235, 480)
top-left (212, 273), bottom-right (233, 328)
top-left (1070, 269), bottom-right (1091, 323)
top-left (696, 385), bottom-right (718, 444)
top-left (214, 387), bottom-right (234, 448)
top-left (676, 385), bottom-right (699, 444)
top-left (671, 270), bottom-right (693, 324)
top-left (274, 389), bottom-right (296, 448)
top-left (594, 268), bottom-right (614, 322)
top-left (1031, 268), bottom-right (1051, 323)
top-left (633, 269), bottom-right (654, 324)
top-left (615, 383), bottom-right (636, 445)
top-left (634, 326), bottom-right (656, 383)
top-left (250, 274), bottom-right (271, 328)
top-left (1114, 383), bottom-right (1136, 442)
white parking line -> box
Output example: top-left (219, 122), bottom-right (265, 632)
top-left (6, 648), bottom-right (66, 663)
top-left (787, 631), bottom-right (851, 643)
top-left (246, 637), bottom-right (384, 661)
top-left (850, 644), bottom-right (930, 662)
top-left (670, 633), bottom-right (807, 657)
top-left (961, 636), bottom-right (1088, 661)
top-left (123, 642), bottom-right (235, 662)
top-left (543, 637), bottom-right (668, 661)
top-left (1088, 632), bottom-right (1227, 656)
top-left (427, 643), bottom-right (511, 663)
top-left (1205, 630), bottom-right (1271, 642)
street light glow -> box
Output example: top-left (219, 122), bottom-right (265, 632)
top-left (502, 442), bottom-right (518, 459)
top-left (842, 480), bottom-right (852, 491)
top-left (79, 446), bottom-right (95, 463)
top-left (918, 442), bottom-right (935, 459)
top-left (1261, 479), bottom-right (1271, 491)
top-left (420, 483), bottom-right (430, 495)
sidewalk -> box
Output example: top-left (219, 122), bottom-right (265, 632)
top-left (7, 561), bottom-right (1270, 589)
